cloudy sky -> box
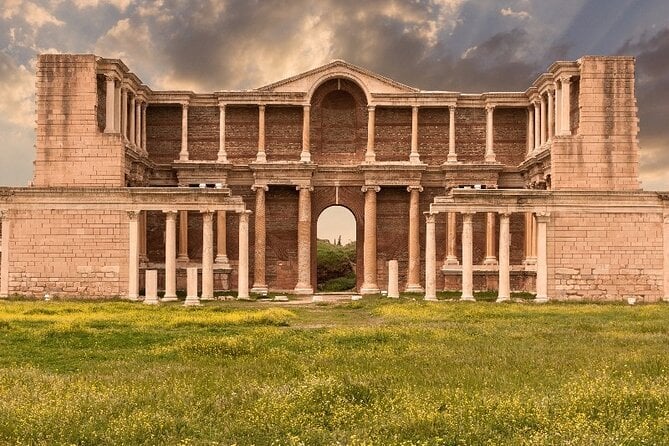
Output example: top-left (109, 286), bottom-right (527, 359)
top-left (1, 0), bottom-right (667, 190)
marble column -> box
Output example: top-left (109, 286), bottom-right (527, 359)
top-left (523, 212), bottom-right (537, 265)
top-left (424, 213), bottom-right (437, 301)
top-left (127, 211), bottom-right (140, 300)
top-left (129, 95), bottom-right (136, 146)
top-left (663, 214), bottom-right (669, 302)
top-left (141, 103), bottom-right (147, 153)
top-left (139, 211), bottom-right (148, 263)
top-left (179, 104), bottom-right (189, 161)
top-left (121, 88), bottom-right (128, 141)
top-left (447, 105), bottom-right (457, 163)
top-left (144, 270), bottom-right (158, 305)
top-left (496, 212), bottom-right (511, 302)
top-left (555, 81), bottom-right (562, 137)
top-left (218, 104), bottom-right (228, 163)
top-left (365, 106), bottom-right (376, 162)
top-left (410, 106), bottom-right (421, 164)
top-left (135, 99), bottom-right (142, 149)
top-left (251, 185), bottom-right (268, 293)
top-left (0, 211), bottom-right (10, 297)
top-left (114, 82), bottom-right (121, 134)
top-left (361, 185), bottom-right (380, 294)
top-left (388, 260), bottom-right (399, 298)
top-left (301, 104), bottom-right (311, 162)
top-left (483, 212), bottom-right (497, 265)
top-left (406, 186), bottom-right (424, 292)
top-left (201, 211), bottom-right (214, 300)
top-left (104, 75), bottom-right (116, 133)
top-left (444, 212), bottom-right (459, 266)
top-left (256, 105), bottom-right (267, 163)
top-left (237, 210), bottom-right (251, 299)
top-left (540, 94), bottom-right (547, 145)
top-left (461, 212), bottom-right (475, 301)
top-left (215, 211), bottom-right (229, 265)
top-left (162, 210), bottom-right (178, 301)
top-left (177, 211), bottom-right (189, 262)
top-left (533, 101), bottom-right (541, 151)
top-left (485, 105), bottom-right (496, 162)
top-left (561, 76), bottom-right (571, 136)
top-left (527, 106), bottom-right (535, 155)
top-left (547, 89), bottom-right (554, 141)
top-left (294, 186), bottom-right (313, 294)
top-left (184, 267), bottom-right (200, 306)
top-left (535, 213), bottom-right (549, 303)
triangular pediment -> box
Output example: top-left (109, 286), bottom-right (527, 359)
top-left (256, 60), bottom-right (419, 95)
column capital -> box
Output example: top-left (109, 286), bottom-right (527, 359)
top-left (218, 103), bottom-right (226, 110)
top-left (485, 104), bottom-right (495, 112)
top-left (252, 184), bottom-right (269, 192)
top-left (181, 102), bottom-right (189, 109)
top-left (412, 105), bottom-right (419, 111)
top-left (200, 210), bottom-right (215, 217)
top-left (361, 185), bottom-right (381, 193)
top-left (663, 213), bottom-right (669, 224)
top-left (559, 75), bottom-right (572, 84)
top-left (258, 104), bottom-right (266, 111)
top-left (498, 211), bottom-right (512, 218)
top-left (236, 209), bottom-right (253, 216)
top-left (535, 212), bottom-right (550, 223)
top-left (0, 209), bottom-right (8, 219)
top-left (104, 73), bottom-right (118, 82)
top-left (367, 105), bottom-right (375, 112)
top-left (533, 100), bottom-right (540, 108)
top-left (127, 210), bottom-right (140, 220)
top-left (449, 105), bottom-right (456, 112)
top-left (295, 185), bottom-right (313, 192)
top-left (407, 185), bottom-right (423, 193)
top-left (303, 104), bottom-right (311, 110)
top-left (163, 210), bottom-right (178, 218)
top-left (424, 212), bottom-right (436, 224)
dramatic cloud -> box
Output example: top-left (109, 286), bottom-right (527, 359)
top-left (500, 7), bottom-right (530, 19)
top-left (2, 0), bottom-right (64, 27)
top-left (0, 52), bottom-right (34, 127)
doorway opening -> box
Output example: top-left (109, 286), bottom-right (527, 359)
top-left (316, 205), bottom-right (357, 292)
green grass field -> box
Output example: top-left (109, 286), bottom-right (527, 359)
top-left (0, 297), bottom-right (668, 445)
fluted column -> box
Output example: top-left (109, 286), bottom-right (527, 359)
top-left (533, 101), bottom-right (540, 151)
top-left (121, 88), bottom-right (128, 140)
top-left (447, 105), bottom-right (457, 163)
top-left (485, 105), bottom-right (496, 162)
top-left (218, 104), bottom-right (228, 162)
top-left (527, 106), bottom-right (535, 155)
top-left (410, 106), bottom-right (421, 164)
top-left (560, 76), bottom-right (571, 135)
top-left (547, 89), bottom-right (554, 141)
top-left (201, 211), bottom-right (214, 300)
top-left (424, 213), bottom-right (437, 301)
top-left (215, 211), bottom-right (229, 265)
top-left (177, 211), bottom-right (189, 262)
top-left (301, 104), bottom-right (311, 162)
top-left (361, 185), bottom-right (381, 294)
top-left (406, 186), bottom-right (424, 292)
top-left (444, 212), bottom-right (459, 266)
top-left (1, 210), bottom-right (10, 297)
top-left (496, 212), bottom-right (511, 302)
top-left (104, 75), bottom-right (116, 133)
top-left (162, 210), bottom-right (178, 301)
top-left (483, 212), bottom-right (497, 265)
top-left (129, 95), bottom-right (136, 146)
top-left (127, 211), bottom-right (140, 300)
top-left (256, 105), bottom-right (267, 163)
top-left (535, 213), bottom-right (549, 303)
top-left (237, 210), bottom-right (251, 299)
top-left (365, 106), bottom-right (376, 162)
top-left (294, 186), bottom-right (313, 294)
top-left (251, 185), bottom-right (268, 293)
top-left (461, 212), bottom-right (475, 301)
top-left (179, 103), bottom-right (189, 161)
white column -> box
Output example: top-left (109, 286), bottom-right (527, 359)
top-left (114, 82), bottom-right (121, 134)
top-left (365, 105), bottom-right (376, 162)
top-left (301, 104), bottom-right (311, 162)
top-left (0, 211), bottom-right (10, 297)
top-left (129, 95), bottom-right (136, 146)
top-left (533, 101), bottom-right (541, 151)
top-left (663, 214), bottom-right (669, 302)
top-left (388, 260), bottom-right (399, 298)
top-left (144, 270), bottom-right (158, 305)
top-left (177, 211), bottom-right (189, 262)
top-left (104, 75), bottom-right (116, 133)
top-left (237, 210), bottom-right (251, 299)
top-left (121, 88), bottom-right (128, 141)
top-left (485, 105), bottom-right (496, 162)
top-left (527, 106), bottom-right (535, 155)
top-left (444, 211), bottom-right (459, 265)
top-left (425, 213), bottom-right (437, 301)
top-left (215, 211), bottom-right (229, 265)
top-left (251, 185), bottom-right (268, 294)
top-left (135, 99), bottom-right (142, 149)
top-left (547, 89), bottom-right (554, 141)
top-left (410, 106), bottom-right (421, 164)
top-left (496, 212), bottom-right (511, 303)
top-left (184, 267), bottom-right (200, 306)
top-left (141, 103), bottom-right (147, 153)
top-left (361, 185), bottom-right (380, 294)
top-left (461, 212), bottom-right (475, 301)
top-left (555, 81), bottom-right (562, 137)
top-left (406, 186), bottom-right (424, 293)
top-left (535, 213), bottom-right (549, 303)
top-left (483, 212), bottom-right (497, 265)
top-left (127, 211), bottom-right (140, 300)
top-left (540, 94), bottom-right (547, 145)
top-left (162, 210), bottom-right (178, 301)
top-left (560, 76), bottom-right (571, 136)
top-left (201, 211), bottom-right (214, 300)
top-left (294, 185), bottom-right (313, 294)
top-left (218, 104), bottom-right (228, 162)
top-left (523, 212), bottom-right (537, 265)
top-left (447, 105), bottom-right (457, 163)
top-left (256, 105), bottom-right (267, 163)
top-left (179, 104), bottom-right (189, 161)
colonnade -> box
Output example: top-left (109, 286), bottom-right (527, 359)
top-left (104, 75), bottom-right (147, 153)
top-left (527, 75), bottom-right (573, 154)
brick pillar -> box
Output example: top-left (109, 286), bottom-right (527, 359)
top-left (104, 75), bottom-right (116, 133)
top-left (447, 105), bottom-right (457, 163)
top-left (237, 210), bottom-right (251, 299)
top-left (535, 213), bottom-right (549, 303)
top-left (179, 103), bottom-right (189, 161)
top-left (560, 76), bottom-right (571, 135)
top-left (162, 210), bottom-right (178, 301)
top-left (201, 211), bottom-right (214, 300)
top-left (129, 95), bottom-right (136, 146)
top-left (483, 212), bottom-right (497, 265)
top-left (301, 104), bottom-right (311, 162)
top-left (127, 211), bottom-right (140, 300)
top-left (215, 211), bottom-right (229, 265)
top-left (0, 210), bottom-right (10, 298)
top-left (424, 213), bottom-right (437, 301)
top-left (547, 88), bottom-right (554, 141)
top-left (461, 212), bottom-right (475, 301)
top-left (361, 185), bottom-right (380, 294)
top-left (410, 106), bottom-right (421, 164)
top-left (251, 185), bottom-right (268, 294)
top-left (540, 94), bottom-right (547, 145)
top-left (485, 105), bottom-right (496, 162)
top-left (294, 186), bottom-right (313, 294)
top-left (527, 106), bottom-right (535, 155)
top-left (664, 213), bottom-right (669, 302)
top-left (496, 212), bottom-right (511, 302)
top-left (218, 104), bottom-right (228, 162)
top-left (177, 211), bottom-right (189, 262)
top-left (444, 211), bottom-right (459, 266)
top-left (256, 105), bottom-right (267, 163)
top-left (406, 186), bottom-right (424, 292)
top-left (365, 106), bottom-right (376, 162)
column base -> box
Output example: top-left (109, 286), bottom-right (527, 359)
top-left (405, 284), bottom-right (424, 293)
top-left (460, 295), bottom-right (476, 302)
top-left (293, 284), bottom-right (313, 295)
top-left (360, 284), bottom-right (380, 295)
top-left (424, 295), bottom-right (438, 301)
top-left (200, 295), bottom-right (215, 301)
top-left (484, 154), bottom-right (497, 163)
top-left (143, 296), bottom-right (160, 305)
top-left (255, 152), bottom-right (267, 163)
top-left (495, 296), bottom-right (510, 303)
top-left (523, 257), bottom-right (537, 266)
top-left (483, 257), bottom-right (498, 265)
top-left (179, 153), bottom-right (189, 161)
top-left (535, 296), bottom-right (549, 303)
top-left (364, 153), bottom-right (376, 163)
top-left (217, 155), bottom-right (229, 163)
top-left (177, 255), bottom-right (189, 263)
top-left (300, 151), bottom-right (311, 163)
top-left (251, 285), bottom-right (269, 295)
top-left (160, 295), bottom-right (179, 302)
top-left (183, 296), bottom-right (201, 306)
top-left (663, 297), bottom-right (669, 302)
top-left (127, 294), bottom-right (140, 302)
top-left (443, 256), bottom-right (459, 266)
top-left (446, 154), bottom-right (458, 163)
top-left (409, 153), bottom-right (421, 164)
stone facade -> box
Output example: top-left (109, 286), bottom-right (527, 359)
top-left (0, 54), bottom-right (667, 301)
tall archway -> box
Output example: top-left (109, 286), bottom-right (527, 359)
top-left (316, 205), bottom-right (357, 292)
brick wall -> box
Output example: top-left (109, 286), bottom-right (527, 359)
top-left (266, 106), bottom-right (302, 161)
top-left (493, 108), bottom-right (527, 166)
top-left (455, 108), bottom-right (486, 162)
top-left (146, 105), bottom-right (181, 164)
top-left (188, 106), bottom-right (218, 161)
top-left (418, 108), bottom-right (450, 165)
top-left (375, 107), bottom-right (411, 162)
top-left (226, 106), bottom-right (258, 164)
top-left (7, 209), bottom-right (128, 297)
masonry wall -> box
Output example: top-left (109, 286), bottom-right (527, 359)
top-left (188, 106), bottom-right (218, 161)
top-left (146, 105), bottom-right (181, 164)
top-left (493, 108), bottom-right (527, 166)
top-left (266, 107), bottom-right (302, 162)
top-left (375, 108), bottom-right (411, 162)
top-left (418, 108), bottom-right (450, 165)
top-left (548, 211), bottom-right (664, 301)
top-left (226, 107), bottom-right (259, 164)
top-left (7, 209), bottom-right (128, 297)
top-left (455, 108), bottom-right (486, 162)
top-left (34, 54), bottom-right (126, 187)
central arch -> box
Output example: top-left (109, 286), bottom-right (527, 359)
top-left (315, 205), bottom-right (357, 292)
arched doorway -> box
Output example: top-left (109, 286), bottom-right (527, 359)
top-left (316, 205), bottom-right (357, 292)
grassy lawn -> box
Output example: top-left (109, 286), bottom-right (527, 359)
top-left (0, 298), bottom-right (668, 445)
